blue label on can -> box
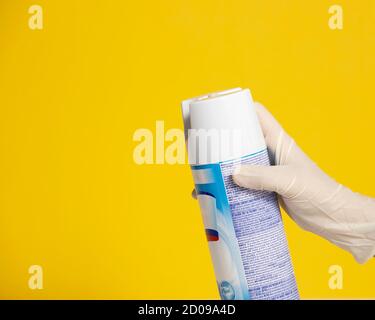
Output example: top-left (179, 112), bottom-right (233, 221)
top-left (192, 149), bottom-right (299, 300)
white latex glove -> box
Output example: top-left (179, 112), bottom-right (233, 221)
top-left (232, 103), bottom-right (375, 264)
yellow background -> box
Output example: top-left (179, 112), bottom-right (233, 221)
top-left (0, 0), bottom-right (374, 299)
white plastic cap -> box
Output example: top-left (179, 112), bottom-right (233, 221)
top-left (181, 88), bottom-right (266, 164)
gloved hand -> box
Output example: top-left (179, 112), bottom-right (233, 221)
top-left (232, 103), bottom-right (375, 264)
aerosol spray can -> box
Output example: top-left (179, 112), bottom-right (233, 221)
top-left (181, 88), bottom-right (299, 300)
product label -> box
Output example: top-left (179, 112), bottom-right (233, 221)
top-left (192, 149), bottom-right (299, 300)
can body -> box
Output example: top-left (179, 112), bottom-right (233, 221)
top-left (182, 88), bottom-right (299, 300)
